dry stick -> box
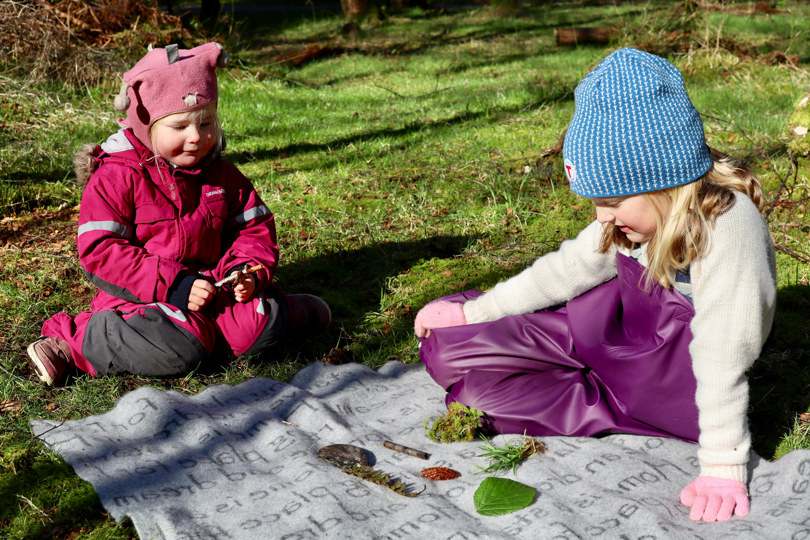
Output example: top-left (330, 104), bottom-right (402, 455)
top-left (699, 113), bottom-right (791, 211)
top-left (383, 440), bottom-right (429, 460)
top-left (765, 156), bottom-right (798, 220)
top-left (776, 244), bottom-right (810, 265)
top-left (700, 114), bottom-right (810, 263)
top-left (214, 264), bottom-right (263, 288)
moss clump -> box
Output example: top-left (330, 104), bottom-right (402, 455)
top-left (424, 402), bottom-right (484, 443)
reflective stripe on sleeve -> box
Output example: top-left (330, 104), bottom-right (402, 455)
top-left (235, 205), bottom-right (272, 224)
top-left (256, 291), bottom-right (267, 316)
top-left (149, 302), bottom-right (189, 323)
top-left (78, 220), bottom-right (130, 238)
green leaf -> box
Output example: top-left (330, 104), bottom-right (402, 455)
top-left (473, 477), bottom-right (536, 516)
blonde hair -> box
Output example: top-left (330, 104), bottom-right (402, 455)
top-left (149, 102), bottom-right (224, 160)
top-left (598, 157), bottom-right (763, 289)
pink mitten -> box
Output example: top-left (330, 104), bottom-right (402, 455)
top-left (414, 301), bottom-right (466, 338)
top-left (680, 476), bottom-right (749, 522)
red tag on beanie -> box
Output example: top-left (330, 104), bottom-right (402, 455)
top-left (564, 159), bottom-right (577, 183)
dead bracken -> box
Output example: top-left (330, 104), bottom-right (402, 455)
top-left (342, 465), bottom-right (425, 497)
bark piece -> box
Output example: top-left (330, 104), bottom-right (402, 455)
top-left (317, 444), bottom-right (370, 468)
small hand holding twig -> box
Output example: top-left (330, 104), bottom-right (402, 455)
top-left (232, 274), bottom-right (256, 303)
top-left (214, 264), bottom-right (262, 303)
top-left (188, 279), bottom-right (216, 311)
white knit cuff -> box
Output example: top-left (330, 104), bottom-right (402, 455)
top-left (699, 463), bottom-right (748, 484)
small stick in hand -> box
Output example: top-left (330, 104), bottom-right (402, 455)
top-left (383, 440), bottom-right (429, 460)
top-left (214, 264), bottom-right (263, 288)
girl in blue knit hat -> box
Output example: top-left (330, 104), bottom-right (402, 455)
top-left (414, 47), bottom-right (776, 523)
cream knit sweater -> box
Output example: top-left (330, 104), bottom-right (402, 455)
top-left (462, 192), bottom-right (777, 483)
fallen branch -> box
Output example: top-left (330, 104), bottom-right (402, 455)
top-left (765, 155), bottom-right (798, 220)
top-left (700, 113), bottom-right (794, 223)
top-left (775, 244), bottom-right (810, 265)
top-left (214, 264), bottom-right (263, 288)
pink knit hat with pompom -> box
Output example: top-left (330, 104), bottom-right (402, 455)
top-left (113, 42), bottom-right (229, 151)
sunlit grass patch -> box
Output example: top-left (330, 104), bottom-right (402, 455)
top-left (1, 1), bottom-right (810, 535)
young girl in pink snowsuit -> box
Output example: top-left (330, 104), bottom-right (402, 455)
top-left (414, 48), bottom-right (776, 522)
top-left (28, 43), bottom-right (329, 386)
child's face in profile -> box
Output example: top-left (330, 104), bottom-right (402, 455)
top-left (152, 107), bottom-right (217, 168)
top-left (592, 193), bottom-right (663, 243)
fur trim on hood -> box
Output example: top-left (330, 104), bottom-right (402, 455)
top-left (73, 143), bottom-right (102, 190)
top-left (73, 130), bottom-right (137, 190)
top-left (73, 128), bottom-right (224, 191)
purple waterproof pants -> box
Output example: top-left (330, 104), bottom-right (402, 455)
top-left (420, 253), bottom-right (699, 442)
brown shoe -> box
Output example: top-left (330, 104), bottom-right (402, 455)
top-left (288, 294), bottom-right (331, 334)
top-left (27, 337), bottom-right (73, 386)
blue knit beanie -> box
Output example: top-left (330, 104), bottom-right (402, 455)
top-left (562, 48), bottom-right (713, 198)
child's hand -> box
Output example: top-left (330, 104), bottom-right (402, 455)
top-left (232, 273), bottom-right (256, 303)
top-left (188, 279), bottom-right (216, 311)
top-left (680, 476), bottom-right (749, 522)
top-left (414, 300), bottom-right (466, 338)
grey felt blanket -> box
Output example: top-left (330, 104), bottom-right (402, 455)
top-left (31, 361), bottom-right (810, 539)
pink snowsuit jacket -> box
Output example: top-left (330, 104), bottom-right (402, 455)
top-left (78, 129), bottom-right (278, 311)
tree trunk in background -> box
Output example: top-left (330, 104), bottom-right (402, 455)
top-left (554, 27), bottom-right (613, 46)
top-left (341, 0), bottom-right (369, 19)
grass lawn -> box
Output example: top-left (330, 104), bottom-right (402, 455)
top-left (2, 0), bottom-right (810, 536)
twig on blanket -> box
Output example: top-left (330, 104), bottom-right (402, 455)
top-left (383, 440), bottom-right (429, 460)
top-left (214, 264), bottom-right (263, 288)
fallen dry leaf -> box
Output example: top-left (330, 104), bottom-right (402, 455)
top-left (420, 467), bottom-right (461, 481)
top-left (1, 399), bottom-right (23, 413)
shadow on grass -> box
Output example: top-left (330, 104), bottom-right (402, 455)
top-left (749, 283), bottom-right (810, 459)
top-left (0, 455), bottom-right (136, 537)
top-left (227, 84), bottom-right (574, 166)
top-left (273, 233), bottom-right (472, 336)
